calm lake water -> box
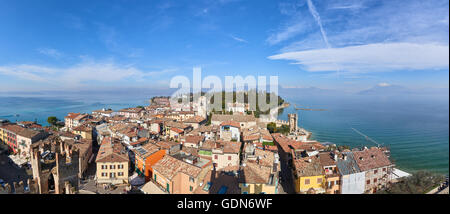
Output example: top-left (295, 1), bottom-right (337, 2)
top-left (1, 93), bottom-right (448, 174)
top-left (278, 94), bottom-right (449, 175)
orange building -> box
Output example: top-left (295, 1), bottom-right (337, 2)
top-left (134, 143), bottom-right (166, 181)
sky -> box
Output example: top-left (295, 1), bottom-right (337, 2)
top-left (0, 0), bottom-right (448, 93)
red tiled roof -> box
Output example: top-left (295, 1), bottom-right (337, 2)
top-left (353, 147), bottom-right (392, 171)
top-left (220, 121), bottom-right (240, 128)
top-left (65, 113), bottom-right (81, 120)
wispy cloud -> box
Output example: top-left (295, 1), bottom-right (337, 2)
top-left (269, 0), bottom-right (449, 78)
top-left (268, 43), bottom-right (449, 73)
top-left (378, 82), bottom-right (390, 87)
top-left (37, 48), bottom-right (63, 58)
top-left (266, 21), bottom-right (310, 45)
top-left (0, 61), bottom-right (177, 88)
top-left (229, 34), bottom-right (248, 43)
top-left (306, 0), bottom-right (330, 48)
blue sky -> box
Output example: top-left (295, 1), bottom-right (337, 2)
top-left (0, 0), bottom-right (448, 92)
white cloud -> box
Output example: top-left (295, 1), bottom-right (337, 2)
top-left (0, 61), bottom-right (177, 88)
top-left (230, 35), bottom-right (248, 43)
top-left (268, 43), bottom-right (449, 73)
top-left (37, 48), bottom-right (63, 58)
top-left (306, 0), bottom-right (330, 48)
top-left (266, 21), bottom-right (309, 45)
top-left (377, 82), bottom-right (390, 87)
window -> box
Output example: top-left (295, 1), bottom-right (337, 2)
top-left (366, 180), bottom-right (370, 184)
top-left (228, 156), bottom-right (231, 161)
top-left (383, 168), bottom-right (386, 172)
top-left (101, 173), bottom-right (107, 177)
top-left (374, 178), bottom-right (377, 183)
top-left (190, 186), bottom-right (193, 191)
top-left (215, 155), bottom-right (218, 160)
top-left (374, 169), bottom-right (378, 174)
top-left (110, 173), bottom-right (115, 178)
top-left (110, 165), bottom-right (115, 169)
top-left (305, 179), bottom-right (310, 185)
top-left (317, 178), bottom-right (322, 184)
top-left (243, 192), bottom-right (248, 194)
top-left (118, 172), bottom-right (123, 176)
top-left (189, 177), bottom-right (195, 183)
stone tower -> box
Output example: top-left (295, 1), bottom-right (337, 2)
top-left (30, 138), bottom-right (79, 194)
top-left (288, 113), bottom-right (298, 133)
top-left (196, 96), bottom-right (207, 118)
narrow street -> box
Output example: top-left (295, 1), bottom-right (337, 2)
top-left (278, 157), bottom-right (295, 194)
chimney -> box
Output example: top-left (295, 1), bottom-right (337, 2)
top-left (308, 159), bottom-right (312, 163)
top-left (343, 154), bottom-right (347, 160)
top-left (334, 154), bottom-right (338, 161)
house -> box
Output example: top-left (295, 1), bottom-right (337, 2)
top-left (118, 107), bottom-right (144, 118)
top-left (271, 133), bottom-right (302, 163)
top-left (169, 127), bottom-right (184, 140)
top-left (337, 152), bottom-right (366, 194)
top-left (95, 137), bottom-right (129, 185)
top-left (72, 114), bottom-right (90, 128)
top-left (212, 141), bottom-right (241, 171)
top-left (226, 103), bottom-right (246, 113)
top-left (134, 143), bottom-right (166, 181)
top-left (72, 125), bottom-right (93, 140)
top-left (64, 113), bottom-right (81, 129)
top-left (318, 152), bottom-right (341, 194)
top-left (242, 126), bottom-right (273, 145)
top-left (239, 148), bottom-right (280, 194)
top-left (154, 141), bottom-right (181, 155)
top-left (198, 140), bottom-right (216, 158)
top-left (188, 125), bottom-right (219, 141)
top-left (16, 128), bottom-right (48, 160)
top-left (219, 121), bottom-right (241, 142)
top-left (152, 155), bottom-right (211, 194)
top-left (292, 156), bottom-right (325, 194)
top-left (183, 116), bottom-right (206, 129)
top-left (353, 147), bottom-right (394, 193)
top-left (182, 135), bottom-right (205, 148)
top-left (92, 109), bottom-right (117, 117)
top-left (211, 114), bottom-right (257, 129)
top-left (164, 121), bottom-right (192, 138)
top-left (0, 124), bottom-right (25, 153)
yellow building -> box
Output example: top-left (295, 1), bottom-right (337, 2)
top-left (95, 137), bottom-right (129, 185)
top-left (0, 126), bottom-right (7, 143)
top-left (293, 156), bottom-right (325, 194)
top-left (72, 125), bottom-right (93, 140)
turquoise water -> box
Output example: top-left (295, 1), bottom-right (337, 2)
top-left (278, 94), bottom-right (449, 175)
top-left (0, 95), bottom-right (149, 127)
top-left (1, 93), bottom-right (448, 174)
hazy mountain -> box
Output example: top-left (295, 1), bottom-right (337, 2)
top-left (358, 84), bottom-right (449, 96)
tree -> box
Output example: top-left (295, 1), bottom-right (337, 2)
top-left (377, 171), bottom-right (445, 194)
top-left (267, 122), bottom-right (277, 133)
top-left (136, 105), bottom-right (144, 108)
top-left (47, 116), bottom-right (59, 126)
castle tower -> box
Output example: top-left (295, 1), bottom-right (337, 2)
top-left (196, 96), bottom-right (207, 118)
top-left (288, 113), bottom-right (298, 133)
